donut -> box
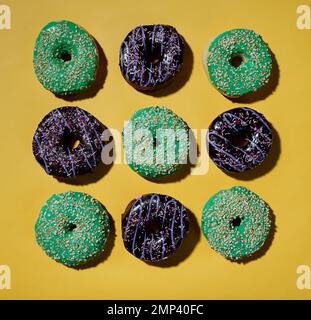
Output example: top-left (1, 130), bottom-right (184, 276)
top-left (122, 193), bottom-right (189, 262)
top-left (119, 25), bottom-right (184, 91)
top-left (122, 106), bottom-right (190, 178)
top-left (33, 20), bottom-right (98, 95)
top-left (203, 29), bottom-right (272, 98)
top-left (201, 186), bottom-right (271, 261)
top-left (32, 106), bottom-right (105, 178)
top-left (207, 107), bottom-right (272, 173)
top-left (35, 191), bottom-right (110, 267)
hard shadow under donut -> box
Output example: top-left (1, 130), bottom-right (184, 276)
top-left (55, 127), bottom-right (115, 186)
top-left (55, 36), bottom-right (108, 102)
top-left (226, 125), bottom-right (281, 181)
top-left (141, 39), bottom-right (194, 97)
top-left (56, 161), bottom-right (113, 186)
top-left (144, 163), bottom-right (191, 184)
top-left (230, 206), bottom-right (276, 264)
top-left (226, 48), bottom-right (279, 104)
top-left (74, 212), bottom-right (116, 270)
top-left (144, 208), bottom-right (201, 268)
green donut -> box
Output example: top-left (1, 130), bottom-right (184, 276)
top-left (123, 106), bottom-right (190, 178)
top-left (35, 191), bottom-right (110, 267)
top-left (201, 186), bottom-right (271, 261)
top-left (33, 20), bottom-right (98, 95)
top-left (204, 29), bottom-right (272, 97)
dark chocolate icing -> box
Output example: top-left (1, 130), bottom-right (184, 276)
top-left (122, 194), bottom-right (189, 261)
top-left (32, 106), bottom-right (105, 178)
top-left (207, 107), bottom-right (272, 173)
top-left (119, 25), bottom-right (184, 91)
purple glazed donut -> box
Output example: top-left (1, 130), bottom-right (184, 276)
top-left (119, 25), bottom-right (184, 91)
top-left (32, 106), bottom-right (105, 178)
top-left (122, 194), bottom-right (189, 262)
top-left (207, 107), bottom-right (273, 173)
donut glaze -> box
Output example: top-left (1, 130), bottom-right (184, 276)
top-left (33, 20), bottom-right (98, 95)
top-left (35, 191), bottom-right (110, 267)
top-left (204, 29), bottom-right (272, 97)
top-left (201, 186), bottom-right (272, 261)
top-left (122, 106), bottom-right (190, 178)
top-left (32, 106), bottom-right (105, 178)
top-left (207, 107), bottom-right (272, 173)
top-left (122, 194), bottom-right (189, 262)
top-left (119, 25), bottom-right (184, 91)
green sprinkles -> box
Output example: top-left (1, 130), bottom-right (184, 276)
top-left (201, 186), bottom-right (271, 261)
top-left (33, 20), bottom-right (98, 95)
top-left (123, 106), bottom-right (190, 178)
top-left (204, 29), bottom-right (272, 97)
top-left (35, 191), bottom-right (110, 267)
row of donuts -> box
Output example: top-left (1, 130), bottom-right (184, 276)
top-left (33, 21), bottom-right (273, 98)
top-left (32, 105), bottom-right (273, 178)
top-left (35, 187), bottom-right (272, 267)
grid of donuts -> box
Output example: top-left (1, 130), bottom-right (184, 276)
top-left (32, 20), bottom-right (277, 267)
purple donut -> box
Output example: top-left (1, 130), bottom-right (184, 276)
top-left (207, 107), bottom-right (273, 173)
top-left (119, 25), bottom-right (184, 91)
top-left (32, 106), bottom-right (105, 178)
top-left (122, 194), bottom-right (189, 262)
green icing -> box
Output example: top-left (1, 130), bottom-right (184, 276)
top-left (201, 186), bottom-right (271, 261)
top-left (205, 29), bottom-right (272, 97)
top-left (123, 106), bottom-right (189, 178)
top-left (35, 191), bottom-right (110, 267)
top-left (33, 20), bottom-right (98, 95)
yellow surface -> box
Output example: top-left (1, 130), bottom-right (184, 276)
top-left (0, 0), bottom-right (310, 300)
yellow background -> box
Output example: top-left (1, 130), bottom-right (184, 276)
top-left (0, 0), bottom-right (310, 299)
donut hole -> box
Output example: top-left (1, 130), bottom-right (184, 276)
top-left (54, 46), bottom-right (72, 63)
top-left (66, 223), bottom-right (77, 232)
top-left (146, 43), bottom-right (162, 65)
top-left (63, 130), bottom-right (81, 151)
top-left (229, 53), bottom-right (244, 68)
top-left (228, 129), bottom-right (250, 148)
top-left (59, 51), bottom-right (72, 62)
top-left (231, 216), bottom-right (242, 228)
top-left (146, 218), bottom-right (162, 234)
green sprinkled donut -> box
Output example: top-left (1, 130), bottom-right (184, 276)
top-left (201, 186), bottom-right (271, 261)
top-left (123, 106), bottom-right (190, 178)
top-left (35, 191), bottom-right (110, 267)
top-left (204, 29), bottom-right (272, 98)
top-left (33, 20), bottom-right (99, 95)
